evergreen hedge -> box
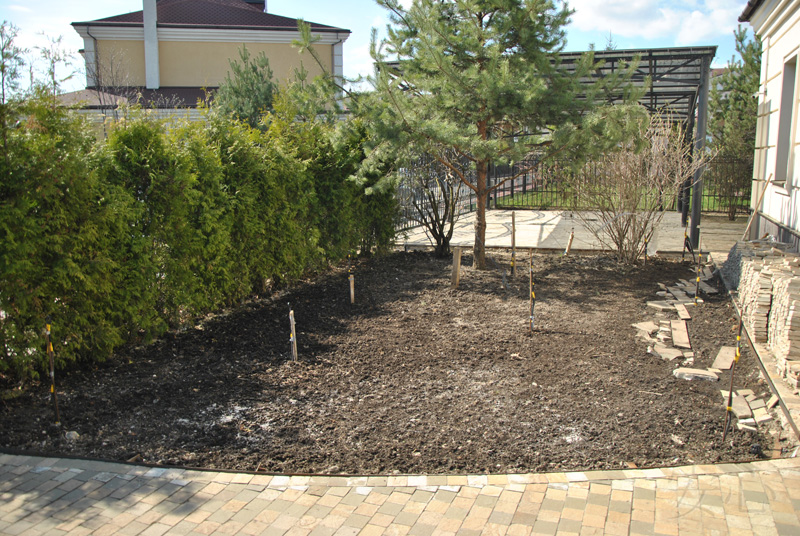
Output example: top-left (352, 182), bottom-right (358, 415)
top-left (0, 95), bottom-right (396, 384)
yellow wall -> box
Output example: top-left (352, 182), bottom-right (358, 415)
top-left (95, 40), bottom-right (147, 86)
top-left (159, 42), bottom-right (330, 86)
top-left (95, 39), bottom-right (331, 87)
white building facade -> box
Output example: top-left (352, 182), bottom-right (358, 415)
top-left (741, 0), bottom-right (800, 245)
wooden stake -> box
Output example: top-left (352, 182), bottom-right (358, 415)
top-left (564, 229), bottom-right (575, 256)
top-left (511, 211), bottom-right (516, 277)
top-left (723, 319), bottom-right (744, 443)
top-left (695, 239), bottom-right (702, 306)
top-left (529, 251), bottom-right (535, 334)
top-left (46, 322), bottom-right (60, 424)
top-left (682, 226), bottom-right (688, 261)
top-left (348, 253), bottom-right (355, 304)
top-left (742, 173), bottom-right (773, 241)
top-left (451, 246), bottom-right (462, 288)
top-left (643, 238), bottom-right (648, 266)
top-left (288, 304), bottom-right (298, 361)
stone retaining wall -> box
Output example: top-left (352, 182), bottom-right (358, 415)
top-left (722, 240), bottom-right (800, 390)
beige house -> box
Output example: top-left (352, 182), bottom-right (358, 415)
top-left (68, 0), bottom-right (350, 111)
top-left (740, 0), bottom-right (800, 245)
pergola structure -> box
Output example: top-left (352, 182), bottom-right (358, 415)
top-left (385, 45), bottom-right (718, 248)
top-left (560, 46), bottom-right (718, 248)
top-left (559, 46), bottom-right (717, 123)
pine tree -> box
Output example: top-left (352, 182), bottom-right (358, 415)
top-left (708, 26), bottom-right (761, 219)
top-left (214, 45), bottom-right (277, 129)
top-left (709, 26), bottom-right (761, 158)
top-left (366, 0), bottom-right (644, 268)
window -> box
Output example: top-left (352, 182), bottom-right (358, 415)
top-left (775, 57), bottom-right (797, 186)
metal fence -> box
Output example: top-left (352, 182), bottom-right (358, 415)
top-left (396, 155), bottom-right (753, 231)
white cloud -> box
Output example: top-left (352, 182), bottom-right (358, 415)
top-left (8, 5), bottom-right (32, 13)
top-left (567, 0), bottom-right (743, 45)
top-left (675, 5), bottom-right (741, 45)
top-left (344, 42), bottom-right (376, 81)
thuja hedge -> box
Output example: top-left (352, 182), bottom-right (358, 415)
top-left (0, 95), bottom-right (396, 382)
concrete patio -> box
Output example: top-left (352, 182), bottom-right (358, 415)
top-left (399, 210), bottom-right (747, 265)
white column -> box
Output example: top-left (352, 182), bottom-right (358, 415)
top-left (83, 36), bottom-right (98, 87)
top-left (143, 0), bottom-right (160, 89)
top-left (332, 38), bottom-right (344, 95)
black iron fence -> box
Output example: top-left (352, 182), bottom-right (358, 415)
top-left (396, 156), bottom-right (753, 231)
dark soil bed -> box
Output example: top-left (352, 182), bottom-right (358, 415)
top-left (0, 252), bottom-right (779, 474)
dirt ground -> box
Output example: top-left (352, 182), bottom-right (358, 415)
top-left (0, 251), bottom-right (785, 475)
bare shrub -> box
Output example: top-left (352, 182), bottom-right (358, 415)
top-left (399, 150), bottom-right (465, 257)
top-left (572, 112), bottom-right (712, 264)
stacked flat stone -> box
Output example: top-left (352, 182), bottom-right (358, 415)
top-left (720, 240), bottom-right (800, 391)
top-left (767, 259), bottom-right (800, 381)
top-left (721, 241), bottom-right (745, 289)
top-left (738, 260), bottom-right (773, 343)
top-left (721, 239), bottom-right (792, 291)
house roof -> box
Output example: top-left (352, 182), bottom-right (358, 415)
top-left (739, 0), bottom-right (765, 22)
top-left (72, 0), bottom-right (350, 33)
top-left (60, 87), bottom-right (214, 109)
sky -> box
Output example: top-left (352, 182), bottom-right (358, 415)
top-left (0, 0), bottom-right (753, 93)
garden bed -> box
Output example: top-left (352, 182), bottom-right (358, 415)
top-left (0, 252), bottom-right (781, 474)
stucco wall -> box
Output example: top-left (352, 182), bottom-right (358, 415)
top-left (93, 40), bottom-right (332, 88)
top-left (750, 0), bottom-right (800, 239)
top-left (93, 40), bottom-right (147, 87)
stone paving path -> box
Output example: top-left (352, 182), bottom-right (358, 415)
top-left (401, 210), bottom-right (747, 264)
top-left (3, 453), bottom-right (800, 535)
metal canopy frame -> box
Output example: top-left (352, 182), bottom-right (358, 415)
top-left (558, 46), bottom-right (717, 125)
top-left (388, 45), bottom-right (719, 247)
top-left (560, 46), bottom-right (717, 246)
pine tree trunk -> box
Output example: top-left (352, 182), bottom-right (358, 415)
top-left (474, 160), bottom-right (488, 270)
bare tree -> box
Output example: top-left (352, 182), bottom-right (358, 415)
top-left (87, 45), bottom-right (137, 130)
top-left (400, 149), bottom-right (465, 257)
top-left (35, 35), bottom-right (74, 107)
top-left (572, 111), bottom-right (713, 264)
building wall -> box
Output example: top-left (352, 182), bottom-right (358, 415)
top-left (157, 41), bottom-right (331, 86)
top-left (90, 39), bottom-right (332, 88)
top-left (750, 0), bottom-right (800, 241)
top-left (91, 40), bottom-right (147, 87)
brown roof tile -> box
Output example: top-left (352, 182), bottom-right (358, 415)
top-left (73, 0), bottom-right (348, 33)
top-left (73, 86), bottom-right (215, 108)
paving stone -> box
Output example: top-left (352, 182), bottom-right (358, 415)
top-left (647, 301), bottom-right (676, 311)
top-left (409, 490), bottom-right (434, 503)
top-left (557, 517), bottom-right (583, 533)
top-left (672, 367), bottom-right (718, 381)
top-left (652, 344), bottom-right (683, 361)
top-left (632, 321), bottom-right (659, 334)
top-left (670, 320), bottom-right (691, 349)
top-left (731, 395), bottom-right (753, 419)
top-left (754, 407), bottom-right (774, 424)
top-left (474, 494), bottom-right (499, 508)
top-left (531, 519), bottom-right (559, 535)
top-left (407, 523), bottom-right (436, 536)
top-left (4, 454), bottom-right (800, 536)
top-left (768, 395), bottom-right (780, 409)
top-left (712, 347), bottom-right (737, 369)
top-left (630, 518), bottom-right (656, 535)
top-left (776, 522), bottom-right (800, 535)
